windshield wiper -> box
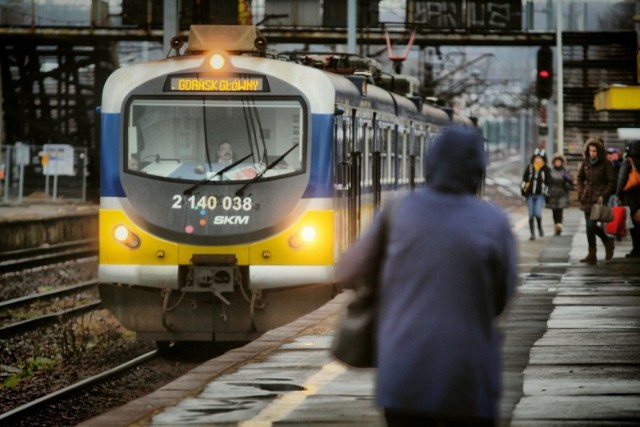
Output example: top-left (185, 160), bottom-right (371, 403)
top-left (235, 143), bottom-right (299, 197)
top-left (183, 153), bottom-right (252, 195)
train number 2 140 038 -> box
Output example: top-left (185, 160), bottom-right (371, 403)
top-left (172, 194), bottom-right (254, 211)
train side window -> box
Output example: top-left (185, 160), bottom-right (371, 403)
top-left (379, 126), bottom-right (388, 185)
top-left (334, 115), bottom-right (346, 188)
top-left (400, 131), bottom-right (408, 185)
top-left (424, 132), bottom-right (438, 184)
top-left (354, 118), bottom-right (363, 153)
top-left (384, 127), bottom-right (393, 185)
top-left (390, 126), bottom-right (397, 185)
top-left (362, 123), bottom-right (371, 187)
top-left (417, 132), bottom-right (428, 184)
top-left (344, 116), bottom-right (353, 153)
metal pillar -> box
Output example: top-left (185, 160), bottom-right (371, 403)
top-left (347, 0), bottom-right (356, 54)
top-left (163, 0), bottom-right (179, 55)
top-left (556, 0), bottom-right (564, 154)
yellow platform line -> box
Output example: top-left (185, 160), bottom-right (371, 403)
top-left (238, 361), bottom-right (346, 426)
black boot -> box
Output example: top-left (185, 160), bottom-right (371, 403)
top-left (536, 216), bottom-right (544, 237)
top-left (604, 238), bottom-right (615, 260)
top-left (580, 246), bottom-right (597, 264)
top-left (529, 218), bottom-right (535, 241)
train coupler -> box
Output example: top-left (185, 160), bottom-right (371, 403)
top-left (185, 254), bottom-right (239, 305)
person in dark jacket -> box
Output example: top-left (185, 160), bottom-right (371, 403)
top-left (615, 140), bottom-right (640, 258)
top-left (576, 137), bottom-right (616, 264)
top-left (336, 126), bottom-right (517, 427)
top-left (607, 147), bottom-right (623, 179)
top-left (521, 148), bottom-right (550, 240)
top-left (546, 153), bottom-right (573, 235)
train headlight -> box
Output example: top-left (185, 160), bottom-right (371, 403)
top-left (208, 53), bottom-right (226, 70)
top-left (288, 225), bottom-right (318, 250)
top-left (113, 225), bottom-right (141, 249)
top-left (300, 226), bottom-right (317, 242)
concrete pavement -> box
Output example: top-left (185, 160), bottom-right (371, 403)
top-left (82, 207), bottom-right (640, 426)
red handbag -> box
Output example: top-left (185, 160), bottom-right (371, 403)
top-left (605, 206), bottom-right (627, 236)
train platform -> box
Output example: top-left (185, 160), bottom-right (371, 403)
top-left (0, 198), bottom-right (97, 221)
top-left (0, 200), bottom-right (97, 252)
top-left (81, 207), bottom-right (640, 426)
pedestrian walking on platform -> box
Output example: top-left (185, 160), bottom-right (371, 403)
top-left (546, 153), bottom-right (573, 236)
top-left (337, 127), bottom-right (518, 427)
top-left (577, 137), bottom-right (616, 264)
top-left (521, 148), bottom-right (550, 240)
top-left (607, 147), bottom-right (623, 179)
top-left (616, 140), bottom-right (640, 258)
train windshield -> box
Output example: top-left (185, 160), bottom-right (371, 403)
top-left (125, 98), bottom-right (304, 182)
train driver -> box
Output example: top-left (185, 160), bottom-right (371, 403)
top-left (217, 142), bottom-right (234, 165)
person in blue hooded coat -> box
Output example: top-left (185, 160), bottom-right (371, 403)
top-left (337, 126), bottom-right (518, 427)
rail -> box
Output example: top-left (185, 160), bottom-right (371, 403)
top-left (0, 239), bottom-right (98, 274)
top-left (0, 350), bottom-right (158, 424)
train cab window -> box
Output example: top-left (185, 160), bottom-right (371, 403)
top-left (125, 98), bottom-right (305, 182)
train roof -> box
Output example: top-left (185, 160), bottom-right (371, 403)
top-left (102, 24), bottom-right (468, 126)
top-left (101, 54), bottom-right (422, 119)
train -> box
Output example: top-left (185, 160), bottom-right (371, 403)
top-left (98, 25), bottom-right (475, 346)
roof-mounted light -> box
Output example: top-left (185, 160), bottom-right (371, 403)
top-left (209, 53), bottom-right (226, 70)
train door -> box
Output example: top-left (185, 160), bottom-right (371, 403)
top-left (398, 125), bottom-right (408, 188)
top-left (374, 118), bottom-right (392, 206)
top-left (359, 115), bottom-right (375, 229)
top-left (371, 115), bottom-right (382, 211)
top-left (409, 125), bottom-right (427, 190)
top-left (409, 126), bottom-right (417, 190)
top-left (406, 127), bottom-right (422, 191)
top-left (334, 112), bottom-right (352, 253)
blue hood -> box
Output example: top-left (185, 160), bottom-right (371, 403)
top-left (425, 126), bottom-right (486, 194)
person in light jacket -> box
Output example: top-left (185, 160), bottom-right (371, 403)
top-left (337, 127), bottom-right (518, 427)
top-left (521, 148), bottom-right (550, 240)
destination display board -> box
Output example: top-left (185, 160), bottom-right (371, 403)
top-left (408, 0), bottom-right (522, 31)
top-left (165, 75), bottom-right (269, 92)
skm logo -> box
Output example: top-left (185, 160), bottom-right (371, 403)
top-left (213, 216), bottom-right (250, 225)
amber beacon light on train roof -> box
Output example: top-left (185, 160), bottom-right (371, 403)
top-left (165, 25), bottom-right (271, 93)
top-left (185, 24), bottom-right (268, 59)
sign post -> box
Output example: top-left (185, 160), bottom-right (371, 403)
top-left (14, 142), bottom-right (30, 204)
top-left (42, 144), bottom-right (75, 201)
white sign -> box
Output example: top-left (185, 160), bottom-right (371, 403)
top-left (14, 142), bottom-right (30, 166)
top-left (42, 144), bottom-right (75, 176)
top-left (618, 128), bottom-right (640, 140)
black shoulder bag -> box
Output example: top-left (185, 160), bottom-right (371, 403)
top-left (330, 200), bottom-right (397, 368)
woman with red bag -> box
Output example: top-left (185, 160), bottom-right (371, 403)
top-left (616, 140), bottom-right (640, 258)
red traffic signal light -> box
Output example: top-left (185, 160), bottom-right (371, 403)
top-left (536, 46), bottom-right (553, 99)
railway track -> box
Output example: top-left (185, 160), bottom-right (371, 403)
top-left (0, 350), bottom-right (159, 425)
top-left (0, 239), bottom-right (98, 274)
top-left (0, 280), bottom-right (101, 338)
